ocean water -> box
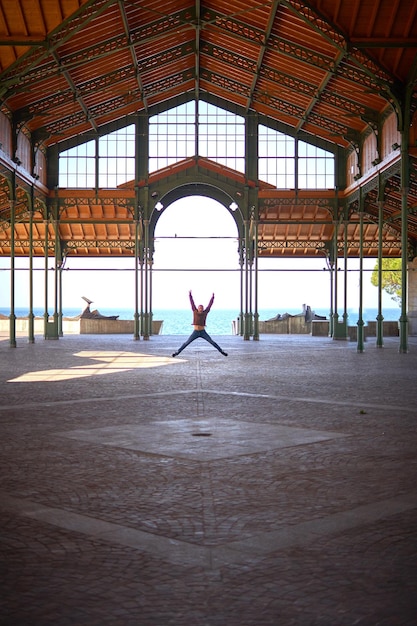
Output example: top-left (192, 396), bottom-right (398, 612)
top-left (0, 306), bottom-right (401, 335)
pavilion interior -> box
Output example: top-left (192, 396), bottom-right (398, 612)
top-left (1, 3), bottom-right (417, 625)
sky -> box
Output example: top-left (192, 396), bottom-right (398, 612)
top-left (0, 196), bottom-right (399, 314)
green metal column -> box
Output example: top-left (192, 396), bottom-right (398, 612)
top-left (342, 218), bottom-right (349, 336)
top-left (143, 216), bottom-right (150, 340)
top-left (56, 193), bottom-right (64, 338)
top-left (28, 190), bottom-right (35, 343)
top-left (326, 254), bottom-right (334, 337)
top-left (243, 214), bottom-right (251, 340)
top-left (51, 219), bottom-right (59, 340)
top-left (357, 195), bottom-right (365, 353)
top-left (332, 219), bottom-right (340, 338)
top-left (133, 213), bottom-right (141, 340)
top-left (252, 205), bottom-right (259, 341)
top-left (9, 193), bottom-right (16, 348)
top-left (332, 200), bottom-right (348, 340)
top-left (239, 247), bottom-right (244, 336)
top-left (140, 258), bottom-right (144, 337)
top-left (399, 136), bottom-right (409, 353)
top-left (133, 180), bottom-right (143, 341)
top-left (43, 210), bottom-right (49, 339)
top-left (58, 257), bottom-right (64, 337)
top-left (136, 113), bottom-right (149, 340)
top-left (376, 199), bottom-right (384, 347)
top-left (248, 239), bottom-right (253, 337)
top-left (149, 258), bottom-right (154, 336)
top-left (244, 112), bottom-right (258, 341)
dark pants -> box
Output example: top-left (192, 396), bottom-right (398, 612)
top-left (176, 329), bottom-right (224, 354)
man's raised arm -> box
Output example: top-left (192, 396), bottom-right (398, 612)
top-left (189, 290), bottom-right (196, 310)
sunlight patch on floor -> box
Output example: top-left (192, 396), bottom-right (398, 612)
top-left (8, 351), bottom-right (180, 382)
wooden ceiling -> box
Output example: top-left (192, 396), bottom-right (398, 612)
top-left (1, 0), bottom-right (416, 147)
top-left (0, 0), bottom-right (417, 259)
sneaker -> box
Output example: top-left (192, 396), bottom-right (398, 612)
top-left (172, 352), bottom-right (178, 357)
top-left (221, 351), bottom-right (228, 357)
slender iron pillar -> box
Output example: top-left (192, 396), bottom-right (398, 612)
top-left (342, 220), bottom-right (349, 336)
top-left (28, 191), bottom-right (35, 342)
top-left (134, 218), bottom-right (140, 340)
top-left (243, 218), bottom-right (251, 340)
top-left (143, 218), bottom-right (150, 339)
top-left (327, 256), bottom-right (334, 337)
top-left (357, 201), bottom-right (365, 353)
top-left (253, 211), bottom-right (259, 341)
top-left (376, 200), bottom-right (384, 347)
top-left (332, 222), bottom-right (340, 337)
top-left (43, 217), bottom-right (49, 339)
top-left (53, 221), bottom-right (59, 339)
top-left (399, 140), bottom-right (409, 353)
top-left (58, 261), bottom-right (63, 337)
top-left (9, 198), bottom-right (16, 348)
top-left (239, 249), bottom-right (244, 336)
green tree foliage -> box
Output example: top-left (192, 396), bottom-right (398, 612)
top-left (371, 258), bottom-right (402, 303)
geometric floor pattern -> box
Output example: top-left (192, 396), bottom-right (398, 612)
top-left (58, 415), bottom-right (348, 460)
top-left (1, 331), bottom-right (417, 625)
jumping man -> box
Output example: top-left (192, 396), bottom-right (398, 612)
top-left (172, 291), bottom-right (228, 357)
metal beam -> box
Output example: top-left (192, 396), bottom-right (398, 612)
top-left (246, 0), bottom-right (282, 113)
top-left (0, 0), bottom-right (118, 97)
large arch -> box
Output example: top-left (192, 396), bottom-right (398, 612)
top-left (148, 182), bottom-right (245, 241)
top-left (139, 181), bottom-right (255, 339)
top-left (150, 195), bottom-right (240, 327)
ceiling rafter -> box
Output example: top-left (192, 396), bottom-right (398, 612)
top-left (283, 0), bottom-right (403, 117)
top-left (13, 45), bottom-right (199, 128)
top-left (2, 2), bottom-right (394, 146)
top-left (203, 5), bottom-right (392, 102)
top-left (195, 0), bottom-right (201, 102)
top-left (51, 49), bottom-right (98, 135)
top-left (118, 0), bottom-right (148, 112)
top-left (0, 0), bottom-right (117, 98)
top-left (284, 0), bottom-right (395, 83)
top-left (295, 48), bottom-right (347, 133)
top-left (246, 0), bottom-right (282, 113)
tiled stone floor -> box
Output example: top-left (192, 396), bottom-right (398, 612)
top-left (0, 331), bottom-right (416, 625)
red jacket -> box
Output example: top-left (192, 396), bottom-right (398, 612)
top-left (190, 292), bottom-right (214, 327)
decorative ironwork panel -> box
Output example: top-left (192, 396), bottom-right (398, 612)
top-left (285, 0), bottom-right (393, 84)
top-left (202, 8), bottom-right (265, 46)
top-left (255, 92), bottom-right (305, 119)
top-left (130, 8), bottom-right (195, 45)
top-left (137, 44), bottom-right (195, 74)
top-left (0, 0), bottom-right (114, 92)
top-left (201, 42), bottom-right (257, 74)
top-left (200, 70), bottom-right (251, 98)
top-left (144, 70), bottom-right (195, 98)
top-left (258, 240), bottom-right (327, 251)
top-left (268, 34), bottom-right (335, 73)
top-left (66, 240), bottom-right (135, 250)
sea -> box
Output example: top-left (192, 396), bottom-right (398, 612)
top-left (0, 306), bottom-right (402, 335)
